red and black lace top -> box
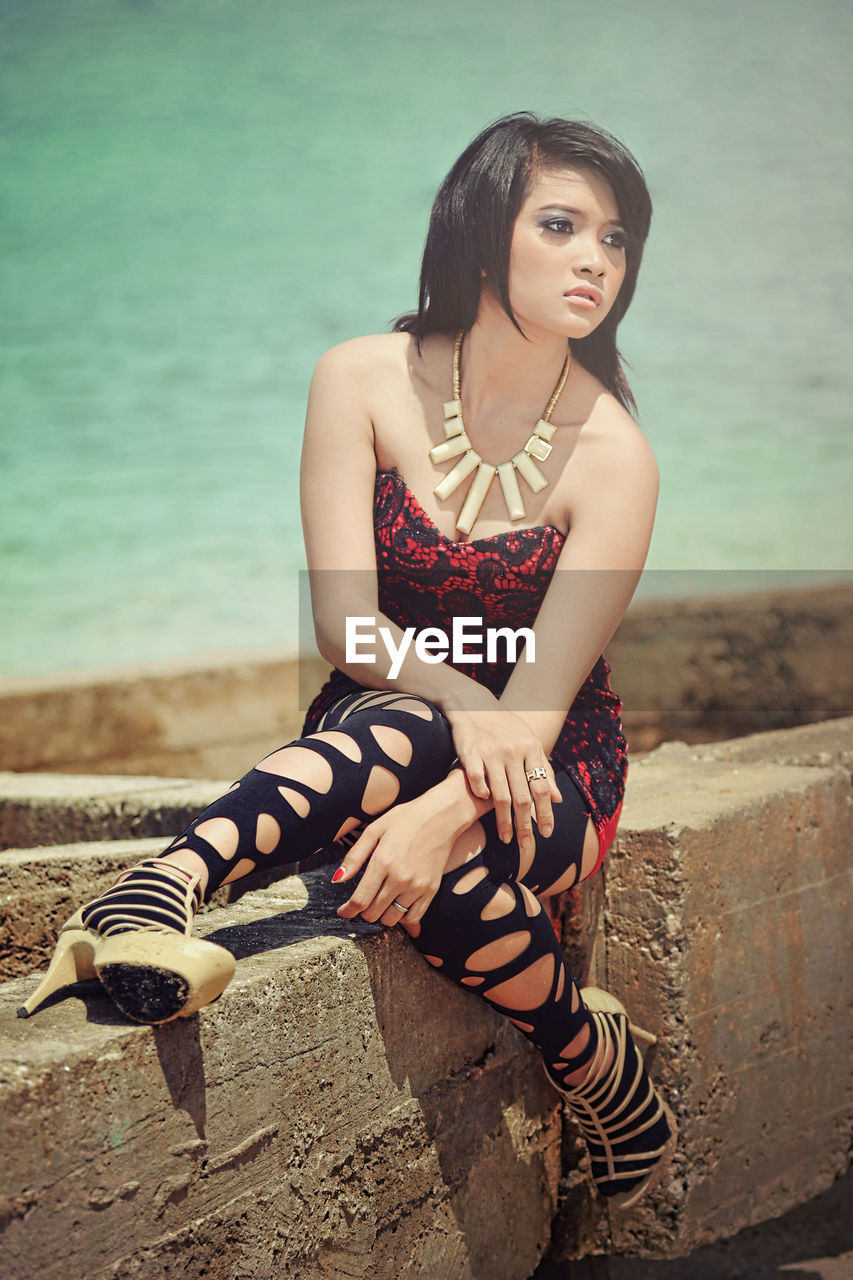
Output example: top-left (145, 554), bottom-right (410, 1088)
top-left (302, 469), bottom-right (628, 859)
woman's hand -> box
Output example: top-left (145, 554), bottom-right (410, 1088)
top-left (444, 702), bottom-right (562, 861)
top-left (333, 795), bottom-right (460, 930)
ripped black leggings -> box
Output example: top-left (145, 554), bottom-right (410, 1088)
top-left (160, 687), bottom-right (598, 1083)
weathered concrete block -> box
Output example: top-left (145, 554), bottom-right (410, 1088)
top-left (606, 583), bottom-right (853, 748)
top-left (0, 872), bottom-right (560, 1280)
top-left (0, 648), bottom-right (329, 779)
top-left (0, 838), bottom-right (165, 976)
top-left (0, 772), bottom-right (228, 853)
top-left (694, 714), bottom-right (853, 772)
top-left (597, 736), bottom-right (852, 1257)
top-left (0, 838), bottom-right (282, 977)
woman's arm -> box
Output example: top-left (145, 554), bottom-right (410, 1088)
top-left (499, 398), bottom-right (660, 750)
top-left (302, 338), bottom-right (505, 713)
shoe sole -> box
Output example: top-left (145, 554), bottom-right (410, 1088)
top-left (98, 962), bottom-right (191, 1024)
top-left (92, 931), bottom-right (236, 1025)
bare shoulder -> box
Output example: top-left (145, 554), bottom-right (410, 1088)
top-left (571, 365), bottom-right (658, 481)
top-left (558, 366), bottom-right (659, 539)
top-left (311, 331), bottom-right (414, 392)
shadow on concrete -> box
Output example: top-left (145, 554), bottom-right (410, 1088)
top-left (153, 1017), bottom-right (207, 1139)
top-left (203, 860), bottom-right (385, 959)
top-left (534, 1163), bottom-right (853, 1278)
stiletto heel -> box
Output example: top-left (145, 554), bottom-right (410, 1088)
top-left (17, 859), bottom-right (236, 1025)
top-left (17, 911), bottom-right (95, 1018)
top-left (549, 997), bottom-right (677, 1210)
top-left (581, 985), bottom-right (658, 1048)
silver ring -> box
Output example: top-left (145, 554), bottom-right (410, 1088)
top-left (525, 767), bottom-right (548, 782)
top-left (391, 899), bottom-right (408, 914)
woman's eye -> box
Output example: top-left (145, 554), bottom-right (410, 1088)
top-left (543, 218), bottom-right (574, 235)
top-left (603, 229), bottom-right (627, 250)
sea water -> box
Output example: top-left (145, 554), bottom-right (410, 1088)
top-left (1, 0), bottom-right (851, 675)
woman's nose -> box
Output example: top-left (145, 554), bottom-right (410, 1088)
top-left (579, 235), bottom-right (607, 276)
top-left (580, 256), bottom-right (606, 278)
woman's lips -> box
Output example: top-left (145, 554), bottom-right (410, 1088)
top-left (564, 286), bottom-right (602, 308)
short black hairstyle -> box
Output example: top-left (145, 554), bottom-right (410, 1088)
top-left (395, 112), bottom-right (653, 413)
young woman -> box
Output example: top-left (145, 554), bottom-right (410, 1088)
top-left (20, 114), bottom-right (676, 1210)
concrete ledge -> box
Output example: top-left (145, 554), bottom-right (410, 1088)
top-left (606, 583), bottom-right (853, 749)
top-left (0, 873), bottom-right (560, 1280)
top-left (0, 772), bottom-right (229, 854)
top-left (0, 647), bottom-right (329, 778)
top-left (0, 837), bottom-right (334, 979)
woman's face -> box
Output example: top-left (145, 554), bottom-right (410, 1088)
top-left (502, 165), bottom-right (628, 340)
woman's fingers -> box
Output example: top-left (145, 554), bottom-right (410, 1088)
top-left (335, 836), bottom-right (387, 918)
top-left (341, 871), bottom-right (423, 926)
top-left (506, 759), bottom-right (536, 855)
top-left (332, 826), bottom-right (377, 885)
top-left (525, 760), bottom-right (560, 838)
top-left (458, 750), bottom-right (490, 799)
top-left (529, 776), bottom-right (554, 837)
top-left (487, 766), bottom-right (515, 843)
top-left (334, 838), bottom-right (422, 925)
top-left (379, 897), bottom-right (414, 928)
top-left (399, 892), bottom-right (432, 935)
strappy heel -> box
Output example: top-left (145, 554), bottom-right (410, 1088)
top-left (17, 859), bottom-right (235, 1025)
top-left (549, 987), bottom-right (678, 1211)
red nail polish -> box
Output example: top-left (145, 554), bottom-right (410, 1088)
top-left (332, 868), bottom-right (345, 883)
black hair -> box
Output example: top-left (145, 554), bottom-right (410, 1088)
top-left (394, 112), bottom-right (653, 414)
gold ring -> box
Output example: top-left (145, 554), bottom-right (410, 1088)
top-left (525, 767), bottom-right (548, 782)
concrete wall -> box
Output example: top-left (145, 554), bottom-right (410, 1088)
top-left (1, 717), bottom-right (851, 1273)
top-left (606, 582), bottom-right (853, 750)
top-left (0, 584), bottom-right (850, 778)
top-left (0, 648), bottom-right (330, 779)
top-left (594, 717), bottom-right (852, 1260)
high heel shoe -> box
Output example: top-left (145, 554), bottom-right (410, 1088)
top-left (17, 859), bottom-right (235, 1025)
top-left (549, 987), bottom-right (678, 1211)
top-left (581, 985), bottom-right (659, 1048)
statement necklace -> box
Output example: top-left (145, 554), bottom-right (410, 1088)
top-left (429, 329), bottom-right (572, 536)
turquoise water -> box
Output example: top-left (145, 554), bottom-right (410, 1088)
top-left (2, 0), bottom-right (851, 675)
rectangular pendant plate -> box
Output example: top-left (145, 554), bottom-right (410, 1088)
top-left (497, 462), bottom-right (525, 522)
top-left (429, 434), bottom-right (470, 464)
top-left (434, 449), bottom-right (481, 501)
top-left (526, 436), bottom-right (553, 462)
top-left (457, 462), bottom-right (495, 536)
top-left (514, 450), bottom-right (548, 493)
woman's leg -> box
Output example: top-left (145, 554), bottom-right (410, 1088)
top-left (409, 768), bottom-right (601, 1086)
top-left (85, 688), bottom-right (455, 928)
top-left (408, 775), bottom-right (676, 1205)
top-left (19, 690), bottom-right (455, 1022)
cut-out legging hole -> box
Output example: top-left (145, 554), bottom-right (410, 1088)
top-left (159, 687), bottom-right (599, 1084)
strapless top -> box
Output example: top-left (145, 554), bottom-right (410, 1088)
top-left (302, 468), bottom-right (627, 849)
